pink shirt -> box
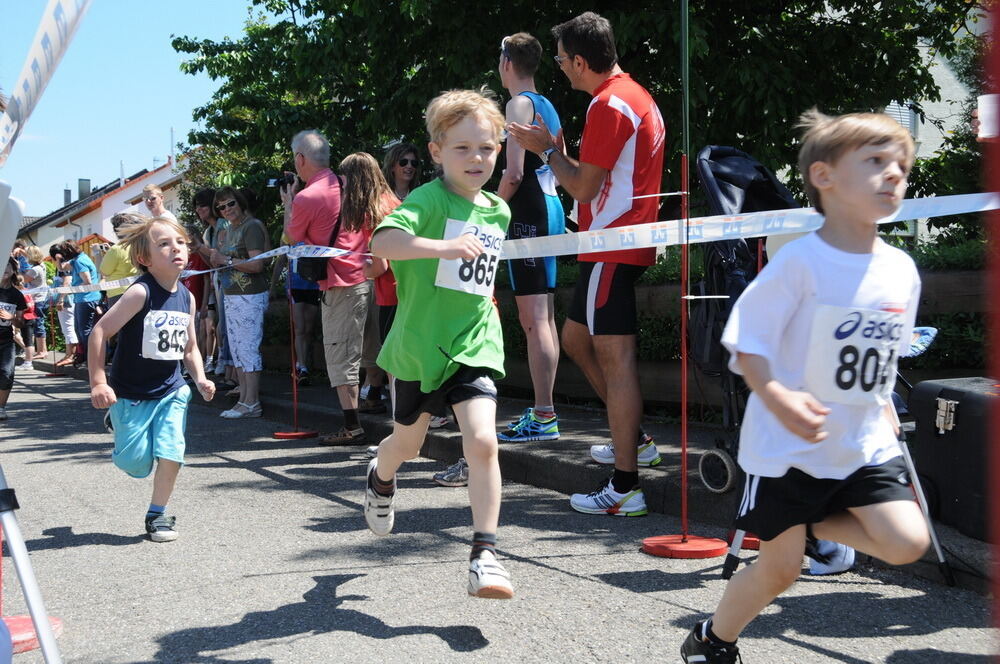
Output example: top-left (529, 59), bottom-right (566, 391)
top-left (286, 168), bottom-right (367, 289)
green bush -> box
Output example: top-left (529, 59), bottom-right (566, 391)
top-left (910, 237), bottom-right (986, 271)
top-left (906, 312), bottom-right (985, 371)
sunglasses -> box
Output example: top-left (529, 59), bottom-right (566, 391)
top-left (398, 158), bottom-right (420, 168)
top-left (500, 36), bottom-right (510, 59)
top-left (216, 200), bottom-right (238, 212)
top-left (554, 55), bottom-right (570, 65)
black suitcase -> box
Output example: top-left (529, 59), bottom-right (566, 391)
top-left (908, 376), bottom-right (995, 541)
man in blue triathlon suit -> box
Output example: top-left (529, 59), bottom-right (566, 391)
top-left (496, 32), bottom-right (565, 443)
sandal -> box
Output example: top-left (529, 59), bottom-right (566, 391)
top-left (319, 426), bottom-right (366, 446)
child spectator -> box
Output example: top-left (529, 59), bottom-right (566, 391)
top-left (339, 151), bottom-right (400, 415)
top-left (0, 258), bottom-right (27, 420)
top-left (23, 246), bottom-right (50, 363)
top-left (364, 89), bottom-right (514, 599)
top-left (87, 216), bottom-right (216, 542)
top-left (680, 110), bottom-right (931, 663)
top-left (50, 246), bottom-right (78, 366)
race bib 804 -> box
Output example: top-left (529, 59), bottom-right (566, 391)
top-left (803, 305), bottom-right (904, 406)
top-left (141, 309), bottom-right (190, 361)
top-left (434, 219), bottom-right (504, 297)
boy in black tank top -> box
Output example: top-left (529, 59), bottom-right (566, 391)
top-left (88, 216), bottom-right (216, 543)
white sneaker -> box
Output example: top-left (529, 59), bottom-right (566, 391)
top-left (364, 457), bottom-right (395, 536)
top-left (467, 550), bottom-right (514, 599)
top-left (808, 541), bottom-right (856, 575)
top-left (365, 445), bottom-right (378, 458)
top-left (570, 478), bottom-right (648, 516)
top-left (590, 433), bottom-right (662, 467)
top-left (204, 358), bottom-right (215, 374)
top-left (359, 384), bottom-right (371, 400)
top-left (0, 407), bottom-right (8, 421)
top-left (428, 415), bottom-right (449, 429)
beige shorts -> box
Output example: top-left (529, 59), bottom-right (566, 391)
top-left (321, 281), bottom-right (370, 387)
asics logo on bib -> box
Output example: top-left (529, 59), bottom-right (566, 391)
top-left (152, 312), bottom-right (189, 329)
top-left (463, 225), bottom-right (504, 251)
top-left (833, 311), bottom-right (903, 342)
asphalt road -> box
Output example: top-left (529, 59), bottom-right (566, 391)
top-left (0, 371), bottom-right (994, 663)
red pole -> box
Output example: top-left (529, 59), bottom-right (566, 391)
top-left (680, 152), bottom-right (690, 540)
top-left (273, 288), bottom-right (317, 440)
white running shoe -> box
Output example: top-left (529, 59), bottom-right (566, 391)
top-left (570, 478), bottom-right (648, 516)
top-left (365, 445), bottom-right (378, 458)
top-left (204, 358), bottom-right (215, 374)
top-left (467, 550), bottom-right (514, 599)
top-left (364, 457), bottom-right (395, 536)
top-left (808, 540), bottom-right (856, 576)
top-left (590, 433), bottom-right (662, 467)
top-left (428, 415), bottom-right (450, 429)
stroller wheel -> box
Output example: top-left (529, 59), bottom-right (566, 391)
top-left (699, 448), bottom-right (737, 494)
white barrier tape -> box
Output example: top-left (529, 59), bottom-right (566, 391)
top-left (499, 192), bottom-right (1000, 260)
top-left (22, 192), bottom-right (999, 297)
top-left (0, 0), bottom-right (92, 167)
top-left (24, 244), bottom-right (358, 297)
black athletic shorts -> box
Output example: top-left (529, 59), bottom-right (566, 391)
top-left (378, 304), bottom-right (397, 345)
top-left (567, 261), bottom-right (647, 335)
top-left (734, 456), bottom-right (915, 541)
top-left (392, 365), bottom-right (497, 426)
top-left (290, 288), bottom-right (321, 306)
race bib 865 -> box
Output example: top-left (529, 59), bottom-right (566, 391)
top-left (141, 310), bottom-right (190, 361)
top-left (434, 219), bottom-right (504, 297)
top-left (803, 305), bottom-right (903, 406)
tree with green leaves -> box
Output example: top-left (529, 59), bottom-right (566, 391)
top-left (172, 0), bottom-right (982, 227)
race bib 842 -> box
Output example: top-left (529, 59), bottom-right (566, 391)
top-left (803, 305), bottom-right (904, 406)
top-left (141, 310), bottom-right (190, 361)
top-left (434, 219), bottom-right (504, 297)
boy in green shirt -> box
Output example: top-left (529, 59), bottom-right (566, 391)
top-left (365, 89), bottom-right (514, 599)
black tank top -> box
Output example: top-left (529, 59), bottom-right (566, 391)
top-left (109, 273), bottom-right (191, 400)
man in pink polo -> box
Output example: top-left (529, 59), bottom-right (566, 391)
top-left (508, 11), bottom-right (665, 517)
top-left (281, 129), bottom-right (371, 445)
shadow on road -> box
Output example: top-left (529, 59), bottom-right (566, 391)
top-left (147, 573), bottom-right (488, 663)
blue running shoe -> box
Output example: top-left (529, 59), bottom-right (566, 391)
top-left (498, 411), bottom-right (559, 442)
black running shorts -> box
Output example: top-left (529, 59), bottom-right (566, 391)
top-left (734, 456), bottom-right (915, 541)
top-left (567, 262), bottom-right (647, 335)
top-left (392, 365), bottom-right (497, 426)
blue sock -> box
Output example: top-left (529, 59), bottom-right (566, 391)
top-left (146, 503), bottom-right (166, 518)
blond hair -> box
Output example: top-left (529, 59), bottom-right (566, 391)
top-left (118, 216), bottom-right (189, 273)
top-left (141, 184), bottom-right (164, 198)
top-left (425, 88), bottom-right (505, 145)
top-left (797, 108), bottom-right (915, 214)
top-left (25, 246), bottom-right (44, 265)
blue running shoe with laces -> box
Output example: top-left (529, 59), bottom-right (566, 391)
top-left (498, 410), bottom-right (559, 442)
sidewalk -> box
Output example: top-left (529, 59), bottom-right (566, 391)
top-left (35, 358), bottom-right (990, 593)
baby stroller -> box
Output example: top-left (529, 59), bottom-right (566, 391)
top-left (689, 145), bottom-right (799, 493)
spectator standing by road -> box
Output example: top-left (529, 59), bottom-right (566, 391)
top-left (508, 11), bottom-right (666, 516)
top-left (282, 130), bottom-right (372, 445)
top-left (209, 188), bottom-right (269, 419)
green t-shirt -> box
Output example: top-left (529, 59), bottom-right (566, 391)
top-left (221, 217), bottom-right (269, 296)
top-left (374, 178), bottom-right (511, 392)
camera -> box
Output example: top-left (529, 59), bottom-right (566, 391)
top-left (266, 173), bottom-right (297, 188)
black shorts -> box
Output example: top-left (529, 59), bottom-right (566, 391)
top-left (567, 262), bottom-right (647, 335)
top-left (378, 305), bottom-right (397, 344)
top-left (392, 365), bottom-right (497, 426)
top-left (735, 456), bottom-right (915, 541)
top-left (290, 288), bottom-right (321, 306)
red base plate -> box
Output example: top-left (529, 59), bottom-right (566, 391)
top-left (273, 430), bottom-right (319, 440)
top-left (4, 615), bottom-right (63, 654)
top-left (727, 530), bottom-right (761, 550)
top-left (642, 534), bottom-right (729, 559)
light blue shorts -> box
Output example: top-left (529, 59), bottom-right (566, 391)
top-left (110, 385), bottom-right (191, 478)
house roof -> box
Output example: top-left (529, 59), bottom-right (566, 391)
top-left (18, 158), bottom-right (181, 237)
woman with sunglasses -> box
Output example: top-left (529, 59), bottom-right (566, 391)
top-left (209, 187), bottom-right (270, 419)
top-left (381, 143), bottom-right (422, 202)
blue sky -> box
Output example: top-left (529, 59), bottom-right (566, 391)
top-left (0, 1), bottom-right (253, 216)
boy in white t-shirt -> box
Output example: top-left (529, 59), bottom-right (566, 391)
top-left (680, 110), bottom-right (931, 664)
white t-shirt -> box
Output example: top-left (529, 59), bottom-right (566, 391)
top-left (721, 232), bottom-right (920, 479)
